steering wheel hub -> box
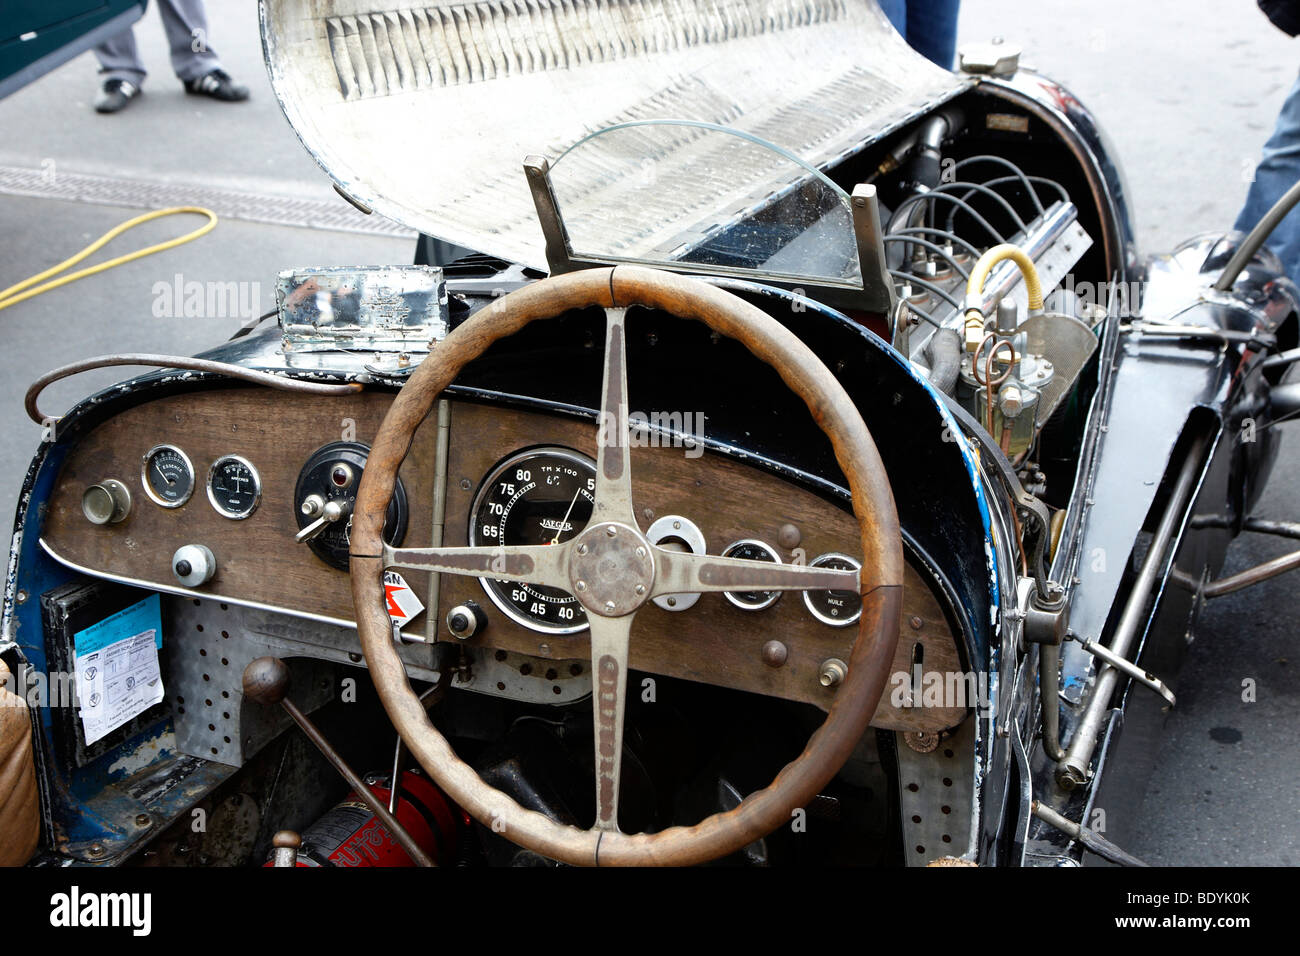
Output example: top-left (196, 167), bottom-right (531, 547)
top-left (569, 521), bottom-right (654, 617)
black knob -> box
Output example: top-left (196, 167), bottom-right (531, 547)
top-left (445, 602), bottom-right (485, 639)
top-left (174, 559), bottom-right (192, 577)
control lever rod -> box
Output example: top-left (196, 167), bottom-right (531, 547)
top-left (242, 656), bottom-right (435, 867)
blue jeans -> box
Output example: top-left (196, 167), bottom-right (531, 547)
top-left (879, 0), bottom-right (962, 70)
top-left (1236, 72), bottom-right (1300, 287)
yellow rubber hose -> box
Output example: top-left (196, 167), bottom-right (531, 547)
top-left (962, 242), bottom-right (1044, 349)
top-left (0, 206), bottom-right (218, 312)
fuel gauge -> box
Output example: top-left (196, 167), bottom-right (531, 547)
top-left (141, 444), bottom-right (195, 508)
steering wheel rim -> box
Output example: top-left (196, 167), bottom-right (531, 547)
top-left (350, 266), bottom-right (903, 866)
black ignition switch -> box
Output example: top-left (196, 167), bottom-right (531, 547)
top-left (294, 441), bottom-right (409, 570)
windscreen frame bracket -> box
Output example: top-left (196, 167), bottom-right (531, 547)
top-left (523, 155), bottom-right (898, 318)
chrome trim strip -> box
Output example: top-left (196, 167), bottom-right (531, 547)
top-left (38, 537), bottom-right (358, 631)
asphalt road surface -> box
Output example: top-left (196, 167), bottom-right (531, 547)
top-left (0, 0), bottom-right (1296, 865)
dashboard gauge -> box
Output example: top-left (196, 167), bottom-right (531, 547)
top-left (801, 553), bottom-right (863, 627)
top-left (141, 444), bottom-right (195, 508)
top-left (721, 539), bottom-right (782, 611)
top-left (207, 455), bottom-right (261, 519)
top-left (469, 447), bottom-right (595, 633)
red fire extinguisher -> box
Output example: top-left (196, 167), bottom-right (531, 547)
top-left (268, 770), bottom-right (462, 867)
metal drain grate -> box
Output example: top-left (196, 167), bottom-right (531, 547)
top-left (0, 164), bottom-right (418, 238)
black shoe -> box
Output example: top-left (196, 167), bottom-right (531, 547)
top-left (183, 69), bottom-right (249, 102)
top-left (94, 78), bottom-right (140, 114)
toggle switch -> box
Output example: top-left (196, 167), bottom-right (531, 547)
top-left (295, 499), bottom-right (348, 544)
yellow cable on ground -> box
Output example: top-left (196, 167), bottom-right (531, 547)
top-left (0, 206), bottom-right (218, 312)
top-left (962, 242), bottom-right (1044, 350)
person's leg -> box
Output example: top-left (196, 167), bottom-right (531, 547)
top-left (157, 0), bottom-right (249, 100)
top-left (155, 0), bottom-right (221, 81)
top-left (92, 27), bottom-right (146, 112)
top-left (1236, 71), bottom-right (1300, 286)
top-left (902, 0), bottom-right (962, 70)
top-left (93, 27), bottom-right (146, 86)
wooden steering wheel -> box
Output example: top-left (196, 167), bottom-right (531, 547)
top-left (350, 266), bottom-right (903, 866)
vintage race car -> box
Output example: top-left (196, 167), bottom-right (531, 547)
top-left (1, 0), bottom-right (1296, 869)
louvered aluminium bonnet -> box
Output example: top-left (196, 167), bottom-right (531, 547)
top-left (260, 0), bottom-right (965, 270)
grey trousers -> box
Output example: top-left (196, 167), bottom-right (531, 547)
top-left (94, 0), bottom-right (223, 85)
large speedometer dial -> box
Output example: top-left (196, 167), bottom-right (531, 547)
top-left (469, 447), bottom-right (596, 633)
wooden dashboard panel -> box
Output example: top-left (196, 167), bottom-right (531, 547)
top-left (41, 390), bottom-right (436, 628)
top-left (438, 402), bottom-right (963, 729)
top-left (41, 389), bottom-right (966, 732)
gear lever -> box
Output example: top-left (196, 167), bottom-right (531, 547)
top-left (241, 656), bottom-right (435, 867)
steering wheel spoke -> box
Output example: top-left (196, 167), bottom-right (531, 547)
top-left (587, 612), bottom-right (633, 832)
top-left (649, 546), bottom-right (860, 598)
top-left (383, 542), bottom-right (571, 590)
top-left (592, 308), bottom-right (635, 525)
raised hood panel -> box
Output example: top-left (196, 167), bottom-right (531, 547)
top-left (260, 0), bottom-right (966, 269)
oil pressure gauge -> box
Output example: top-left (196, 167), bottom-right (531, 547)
top-left (801, 553), bottom-right (862, 627)
top-left (141, 444), bottom-right (194, 508)
top-left (207, 455), bottom-right (261, 519)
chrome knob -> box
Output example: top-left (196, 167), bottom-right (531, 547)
top-left (819, 658), bottom-right (848, 688)
top-left (295, 499), bottom-right (347, 543)
top-left (173, 544), bottom-right (216, 586)
top-left (82, 479), bottom-right (131, 525)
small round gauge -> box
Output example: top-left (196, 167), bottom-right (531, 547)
top-left (721, 539), bottom-right (782, 611)
top-left (207, 455), bottom-right (261, 519)
top-left (802, 553), bottom-right (863, 627)
top-left (469, 447), bottom-right (596, 634)
top-left (141, 444), bottom-right (194, 508)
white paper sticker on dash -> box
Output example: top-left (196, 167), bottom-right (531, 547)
top-left (73, 594), bottom-right (165, 746)
top-left (383, 570), bottom-right (425, 634)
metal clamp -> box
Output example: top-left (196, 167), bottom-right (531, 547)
top-left (1020, 581), bottom-right (1067, 648)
